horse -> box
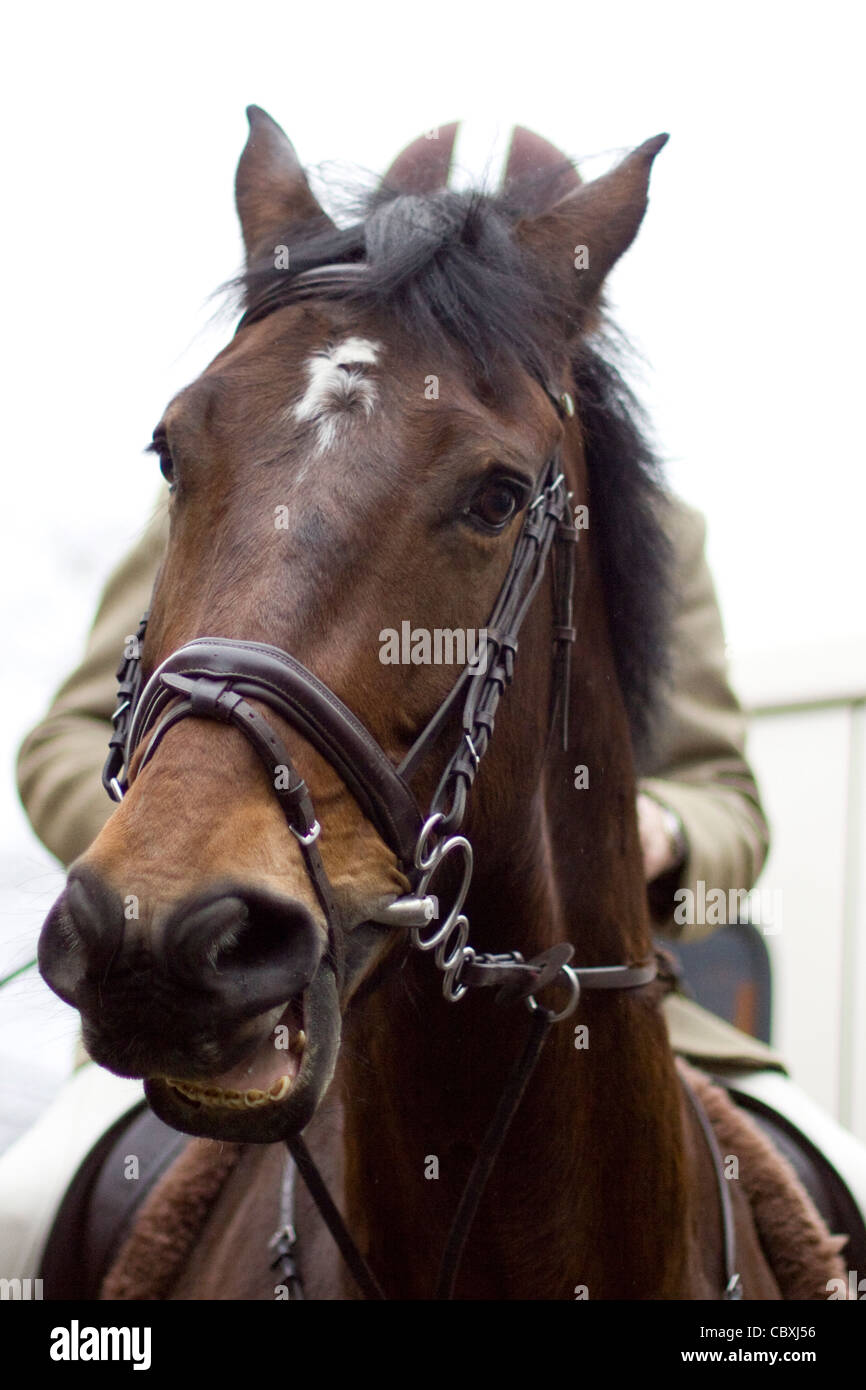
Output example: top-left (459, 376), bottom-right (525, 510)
top-left (35, 108), bottom-right (844, 1300)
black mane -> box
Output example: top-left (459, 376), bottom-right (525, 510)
top-left (238, 167), bottom-right (576, 402)
top-left (233, 169), bottom-right (672, 762)
top-left (570, 338), bottom-right (672, 765)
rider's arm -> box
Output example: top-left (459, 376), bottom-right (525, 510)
top-left (638, 498), bottom-right (770, 941)
top-left (16, 501), bottom-right (169, 867)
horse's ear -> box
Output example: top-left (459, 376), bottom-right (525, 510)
top-left (235, 106), bottom-right (334, 263)
top-left (516, 134), bottom-right (669, 333)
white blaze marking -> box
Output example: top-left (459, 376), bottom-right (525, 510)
top-left (293, 337), bottom-right (381, 453)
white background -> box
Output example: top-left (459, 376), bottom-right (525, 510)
top-left (1, 0), bottom-right (864, 1139)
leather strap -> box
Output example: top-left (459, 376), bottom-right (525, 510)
top-left (127, 639), bottom-right (424, 873)
top-left (237, 262), bottom-right (368, 331)
top-left (288, 1134), bottom-right (387, 1300)
top-left (143, 673), bottom-right (340, 928)
top-left (460, 950), bottom-right (658, 1001)
top-left (679, 1072), bottom-right (742, 1300)
top-left (285, 1003), bottom-right (557, 1302)
top-left (433, 1007), bottom-right (554, 1299)
top-left (402, 457), bottom-right (572, 830)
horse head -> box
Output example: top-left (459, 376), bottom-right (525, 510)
top-left (38, 109), bottom-right (669, 1147)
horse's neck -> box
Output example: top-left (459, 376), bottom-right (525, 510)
top-left (340, 600), bottom-right (691, 1299)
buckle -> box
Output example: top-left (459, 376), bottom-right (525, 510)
top-left (290, 819), bottom-right (321, 847)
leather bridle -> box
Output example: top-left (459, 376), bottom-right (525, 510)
top-left (103, 262), bottom-right (656, 1011)
top-left (100, 261), bottom-right (740, 1299)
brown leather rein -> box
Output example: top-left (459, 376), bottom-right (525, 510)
top-left (100, 261), bottom-right (740, 1300)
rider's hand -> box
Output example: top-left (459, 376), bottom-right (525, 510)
top-left (637, 793), bottom-right (687, 883)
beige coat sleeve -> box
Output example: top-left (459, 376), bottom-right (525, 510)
top-left (16, 502), bottom-right (169, 867)
top-left (640, 498), bottom-right (770, 941)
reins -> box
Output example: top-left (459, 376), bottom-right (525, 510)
top-left (285, 1003), bottom-right (558, 1302)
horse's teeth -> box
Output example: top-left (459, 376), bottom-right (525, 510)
top-left (290, 1029), bottom-right (307, 1056)
top-left (166, 1074), bottom-right (295, 1106)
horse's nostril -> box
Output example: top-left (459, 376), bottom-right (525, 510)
top-left (65, 873), bottom-right (122, 968)
top-left (169, 895), bottom-right (251, 975)
top-left (162, 889), bottom-right (324, 1019)
top-left (39, 870), bottom-right (125, 1004)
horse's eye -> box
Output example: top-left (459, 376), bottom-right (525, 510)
top-left (148, 428), bottom-right (175, 490)
top-left (466, 478), bottom-right (524, 533)
top-left (157, 452), bottom-right (175, 487)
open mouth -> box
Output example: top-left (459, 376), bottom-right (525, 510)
top-left (165, 1006), bottom-right (307, 1111)
top-left (144, 964), bottom-right (341, 1143)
